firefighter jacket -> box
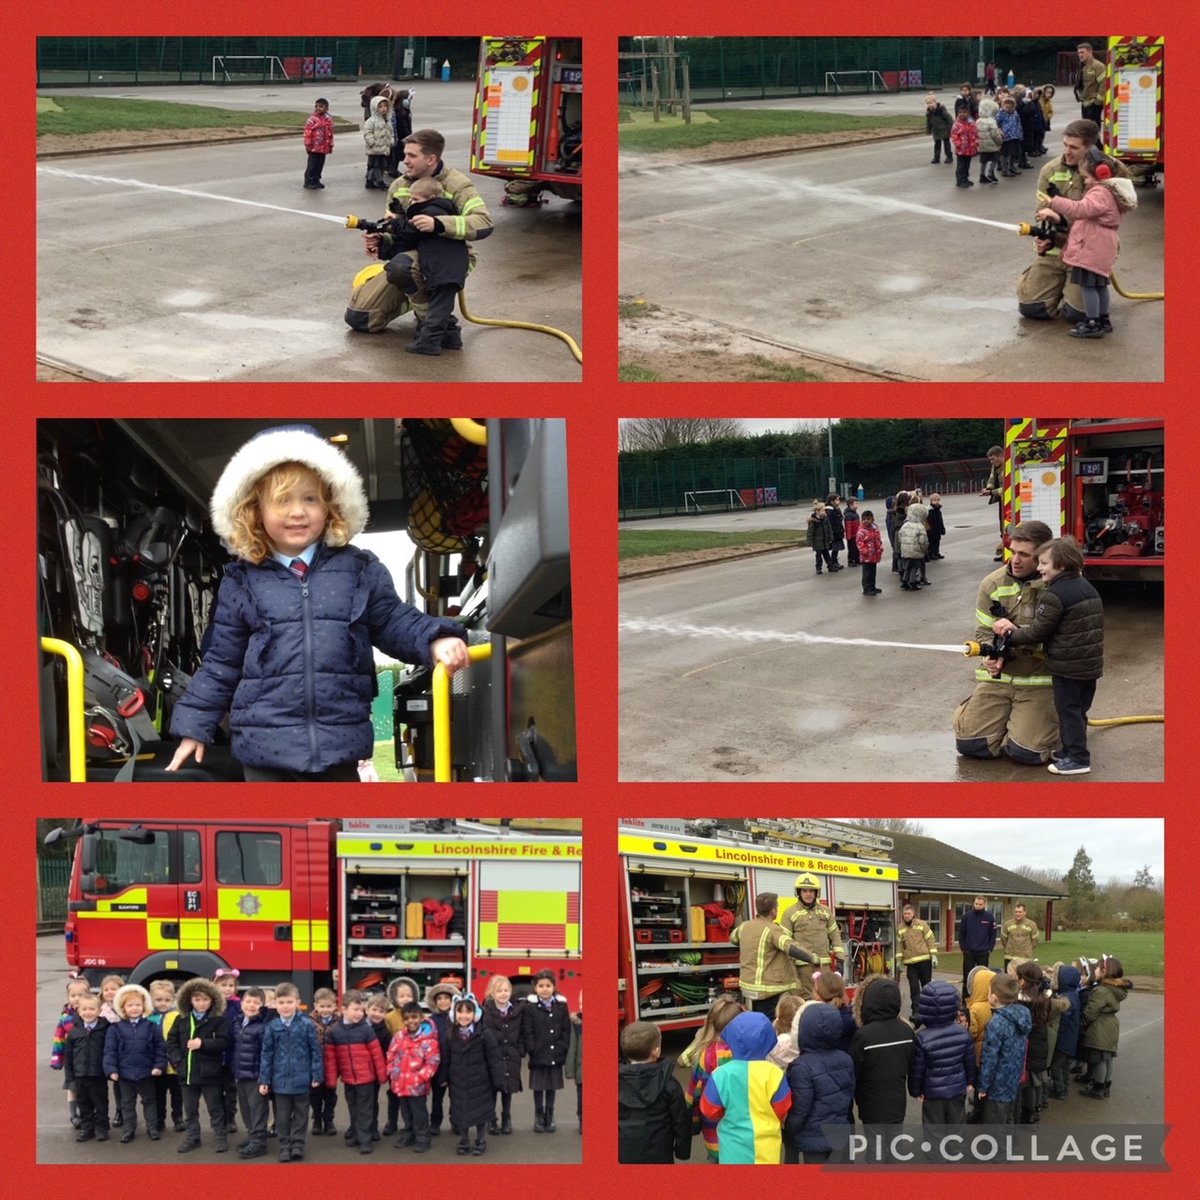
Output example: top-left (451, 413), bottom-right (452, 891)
top-left (898, 917), bottom-right (937, 965)
top-left (386, 1017), bottom-right (441, 1097)
top-left (782, 901), bottom-right (845, 965)
top-left (384, 162), bottom-right (494, 269)
top-left (325, 1016), bottom-right (387, 1086)
top-left (1081, 978), bottom-right (1132, 1054)
top-left (1007, 573), bottom-right (1105, 679)
top-left (971, 564), bottom-right (1052, 686)
top-left (1000, 917), bottom-right (1039, 960)
top-left (482, 998), bottom-right (527, 1094)
top-left (731, 916), bottom-right (813, 999)
top-left (64, 1016), bottom-right (112, 1084)
top-left (1074, 55), bottom-right (1106, 107)
top-left (167, 980), bottom-right (230, 1086)
top-left (910, 982), bottom-right (975, 1100)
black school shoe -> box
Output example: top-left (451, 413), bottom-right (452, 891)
top-left (1069, 319), bottom-right (1104, 339)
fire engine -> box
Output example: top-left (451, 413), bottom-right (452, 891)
top-left (470, 38), bottom-right (582, 206)
top-left (1104, 36), bottom-right (1163, 184)
top-left (37, 417), bottom-right (574, 782)
top-left (1003, 418), bottom-right (1164, 582)
top-left (47, 818), bottom-right (582, 1007)
top-left (618, 819), bottom-right (899, 1031)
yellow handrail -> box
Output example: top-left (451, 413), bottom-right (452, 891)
top-left (41, 637), bottom-right (87, 782)
top-left (450, 418), bottom-right (488, 446)
top-left (433, 642), bottom-right (493, 782)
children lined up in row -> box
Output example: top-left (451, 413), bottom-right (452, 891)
top-left (618, 954), bottom-right (1128, 1164)
top-left (54, 967), bottom-right (580, 1161)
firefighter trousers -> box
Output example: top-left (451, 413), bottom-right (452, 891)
top-left (1017, 253), bottom-right (1085, 322)
top-left (953, 680), bottom-right (1058, 763)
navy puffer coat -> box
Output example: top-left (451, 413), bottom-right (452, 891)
top-left (910, 981), bottom-right (975, 1099)
top-left (230, 1009), bottom-right (274, 1081)
top-left (171, 545), bottom-right (465, 772)
top-left (103, 1018), bottom-right (169, 1080)
top-left (785, 1004), bottom-right (855, 1154)
top-left (1052, 965), bottom-right (1082, 1058)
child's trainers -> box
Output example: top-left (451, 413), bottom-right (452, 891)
top-left (1048, 757), bottom-right (1090, 775)
top-left (1069, 319), bottom-right (1104, 339)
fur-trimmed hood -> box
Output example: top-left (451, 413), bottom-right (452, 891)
top-left (1101, 176), bottom-right (1138, 213)
top-left (210, 425), bottom-right (369, 551)
top-left (423, 981), bottom-right (458, 1009)
top-left (113, 983), bottom-right (154, 1018)
top-left (177, 976), bottom-right (227, 1017)
top-left (853, 974), bottom-right (902, 1026)
top-left (387, 975), bottom-right (423, 1009)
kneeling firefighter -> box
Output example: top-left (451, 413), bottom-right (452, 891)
top-left (781, 874), bottom-right (846, 1000)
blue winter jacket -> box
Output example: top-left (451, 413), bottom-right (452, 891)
top-left (259, 1013), bottom-right (323, 1095)
top-left (910, 982), bottom-right (975, 1100)
top-left (171, 545), bottom-right (466, 771)
top-left (103, 1018), bottom-right (169, 1080)
top-left (997, 109), bottom-right (1023, 142)
top-left (1052, 966), bottom-right (1082, 1059)
top-left (231, 1008), bottom-right (274, 1082)
top-left (977, 1002), bottom-right (1032, 1103)
top-left (785, 1005), bottom-right (856, 1154)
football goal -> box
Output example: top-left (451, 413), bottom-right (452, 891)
top-left (211, 55), bottom-right (290, 83)
top-left (823, 70), bottom-right (889, 94)
top-left (683, 489), bottom-right (748, 514)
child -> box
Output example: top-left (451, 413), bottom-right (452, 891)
top-left (889, 491), bottom-right (909, 575)
top-left (1015, 960), bottom-right (1059, 1123)
top-left (856, 508), bottom-right (884, 596)
top-left (899, 500), bottom-right (930, 591)
top-left (679, 993), bottom-right (740, 1161)
top-left (258, 981), bottom-right (323, 1163)
top-left (481, 975), bottom-right (526, 1135)
top-left (362, 94), bottom-right (394, 190)
top-left (231, 986), bottom-right (273, 1158)
top-left (1047, 963), bottom-right (1082, 1099)
top-left (310, 987), bottom-right (340, 1137)
top-left (700, 1010), bottom-right (791, 1164)
top-left (524, 969), bottom-right (571, 1132)
top-left (925, 95), bottom-right (953, 165)
top-left (843, 498), bottom-right (861, 566)
top-left (168, 976), bottom-right (231, 1153)
top-left (365, 993), bottom-right (394, 1140)
top-left (618, 1021), bottom-right (691, 1163)
top-left (975, 973), bottom-right (1032, 1123)
top-left (813, 971), bottom-right (857, 1053)
top-left (1079, 956), bottom-right (1131, 1099)
top-left (324, 989), bottom-right (387, 1154)
top-left (383, 975), bottom-right (421, 1134)
top-left (825, 494), bottom-right (846, 571)
top-left (966, 966), bottom-right (996, 1067)
top-left (148, 980), bottom-right (184, 1134)
top-left (423, 981), bottom-right (456, 1136)
top-left (976, 98), bottom-right (1002, 183)
top-left (303, 97), bottom-right (334, 190)
top-left (767, 992), bottom-right (803, 1068)
top-left (52, 977), bottom-right (94, 1130)
top-left (997, 96), bottom-right (1023, 176)
top-left (1038, 150), bottom-right (1137, 338)
top-left (212, 968), bottom-right (241, 1133)
top-left (1015, 85), bottom-right (1041, 167)
top-left (1039, 84), bottom-right (1056, 137)
top-left (387, 177), bottom-right (471, 358)
top-left (167, 425), bottom-right (469, 781)
top-left (992, 536), bottom-right (1104, 774)
top-left (386, 1000), bottom-right (441, 1152)
top-left (64, 993), bottom-right (111, 1142)
top-left (955, 82), bottom-right (979, 118)
top-left (447, 994), bottom-right (503, 1155)
top-left (950, 106), bottom-right (978, 188)
top-left (806, 503), bottom-right (835, 575)
top-left (385, 87), bottom-right (413, 178)
top-left (927, 493), bottom-right (947, 558)
top-left (849, 975), bottom-right (914, 1126)
top-left (909, 981), bottom-right (975, 1127)
top-left (98, 973), bottom-right (126, 1125)
top-left (565, 991), bottom-right (583, 1133)
top-left (103, 983), bottom-right (167, 1142)
top-left (785, 1004), bottom-right (855, 1164)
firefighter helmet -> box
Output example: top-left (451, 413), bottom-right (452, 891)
top-left (795, 872), bottom-right (821, 894)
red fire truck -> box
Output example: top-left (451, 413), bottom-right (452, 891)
top-left (1104, 36), bottom-right (1163, 184)
top-left (48, 818), bottom-right (582, 1006)
top-left (1003, 418), bottom-right (1164, 582)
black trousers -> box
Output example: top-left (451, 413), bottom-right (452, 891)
top-left (181, 1081), bottom-right (224, 1140)
top-left (75, 1075), bottom-right (111, 1133)
top-left (962, 950), bottom-right (991, 998)
top-left (398, 1094), bottom-right (431, 1146)
top-left (274, 1091), bottom-right (311, 1152)
top-left (751, 994), bottom-right (781, 1021)
top-left (922, 1095), bottom-right (965, 1125)
top-left (955, 153), bottom-right (975, 185)
top-left (240, 761), bottom-right (360, 782)
top-left (932, 136), bottom-right (952, 162)
top-left (928, 531), bottom-right (942, 556)
top-left (304, 151), bottom-right (327, 185)
top-left (1053, 675), bottom-right (1096, 763)
top-left (906, 960), bottom-right (933, 1019)
top-left (343, 1082), bottom-right (376, 1148)
top-left (861, 562), bottom-right (878, 593)
top-left (237, 1079), bottom-right (269, 1147)
top-left (118, 1077), bottom-right (158, 1131)
top-left (814, 549), bottom-right (834, 572)
top-left (222, 1065), bottom-right (237, 1128)
top-left (430, 1081), bottom-right (447, 1129)
top-left (1082, 104), bottom-right (1103, 125)
top-left (847, 535), bottom-right (861, 565)
top-left (312, 1083), bottom-right (338, 1126)
top-left (154, 1073), bottom-right (182, 1126)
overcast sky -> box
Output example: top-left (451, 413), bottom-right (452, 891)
top-left (836, 819), bottom-right (1163, 884)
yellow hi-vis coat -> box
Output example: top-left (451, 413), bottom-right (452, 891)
top-left (782, 902), bottom-right (845, 965)
top-left (1000, 918), bottom-right (1040, 960)
top-left (730, 917), bottom-right (809, 1000)
top-left (898, 918), bottom-right (937, 965)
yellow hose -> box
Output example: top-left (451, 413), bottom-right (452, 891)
top-left (1109, 270), bottom-right (1163, 301)
top-left (1087, 715), bottom-right (1164, 727)
top-left (458, 292), bottom-right (583, 364)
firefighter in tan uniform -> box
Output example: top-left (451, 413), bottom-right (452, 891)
top-left (730, 892), bottom-right (818, 1021)
top-left (780, 874), bottom-right (845, 1000)
top-left (898, 903), bottom-right (938, 1024)
top-left (1000, 903), bottom-right (1040, 970)
top-left (953, 520), bottom-right (1059, 765)
top-left (1073, 42), bottom-right (1107, 123)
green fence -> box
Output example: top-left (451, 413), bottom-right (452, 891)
top-left (620, 456), bottom-right (842, 519)
top-left (39, 857), bottom-right (71, 927)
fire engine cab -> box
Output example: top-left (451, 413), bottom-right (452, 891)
top-left (619, 819), bottom-right (899, 1031)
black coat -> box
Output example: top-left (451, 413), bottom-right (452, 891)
top-left (64, 1017), bottom-right (112, 1084)
top-left (386, 196), bottom-right (469, 291)
top-left (1009, 574), bottom-right (1104, 679)
top-left (447, 1025), bottom-right (503, 1129)
top-left (429, 1010), bottom-right (451, 1087)
top-left (104, 1018), bottom-right (169, 1080)
top-left (481, 999), bottom-right (526, 1093)
top-left (168, 1008), bottom-right (231, 1086)
top-left (849, 978), bottom-right (915, 1124)
top-left (524, 997), bottom-right (571, 1068)
top-left (230, 1010), bottom-right (274, 1081)
top-left (618, 1059), bottom-right (691, 1163)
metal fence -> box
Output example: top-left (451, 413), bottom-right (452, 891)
top-left (620, 456), bottom-right (842, 519)
top-left (38, 857), bottom-right (71, 927)
top-left (903, 458), bottom-right (992, 496)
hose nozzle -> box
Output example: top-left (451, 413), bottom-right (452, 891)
top-left (345, 214), bottom-right (390, 234)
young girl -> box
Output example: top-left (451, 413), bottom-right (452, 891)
top-left (53, 978), bottom-right (95, 1129)
top-left (678, 993), bottom-right (741, 1162)
top-left (813, 971), bottom-right (858, 1053)
top-left (768, 992), bottom-right (803, 1068)
top-left (564, 991), bottom-right (582, 1133)
top-left (383, 976), bottom-right (421, 1134)
top-left (1038, 148), bottom-right (1137, 338)
top-left (1079, 956), bottom-right (1131, 1099)
top-left (481, 975), bottom-right (526, 1135)
top-left (103, 983), bottom-right (167, 1141)
top-left (423, 982), bottom-right (456, 1136)
top-left (362, 94), bottom-right (395, 190)
top-left (166, 425), bottom-right (468, 781)
top-left (447, 994), bottom-right (503, 1155)
top-left (98, 974), bottom-right (126, 1124)
top-left (524, 969), bottom-right (570, 1132)
top-left (212, 968), bottom-right (241, 1132)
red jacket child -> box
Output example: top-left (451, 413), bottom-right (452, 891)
top-left (324, 1016), bottom-right (386, 1087)
top-left (950, 115), bottom-right (979, 158)
top-left (856, 520), bottom-right (884, 564)
top-left (386, 1014), bottom-right (441, 1097)
top-left (304, 105), bottom-right (335, 155)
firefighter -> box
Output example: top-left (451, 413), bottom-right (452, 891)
top-left (730, 892), bottom-right (818, 1021)
top-left (897, 904), bottom-right (938, 1025)
top-left (780, 874), bottom-right (845, 1000)
top-left (1073, 43), bottom-right (1106, 124)
top-left (980, 445), bottom-right (1006, 562)
top-left (953, 520), bottom-right (1059, 765)
top-left (1000, 903), bottom-right (1040, 971)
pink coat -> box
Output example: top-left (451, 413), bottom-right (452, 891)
top-left (1049, 182), bottom-right (1129, 278)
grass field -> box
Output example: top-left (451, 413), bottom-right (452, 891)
top-left (37, 96), bottom-right (307, 137)
top-left (621, 528), bottom-right (804, 558)
top-left (619, 106), bottom-right (921, 150)
top-left (933, 929), bottom-right (1163, 979)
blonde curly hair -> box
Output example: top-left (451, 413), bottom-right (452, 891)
top-left (226, 462), bottom-right (350, 563)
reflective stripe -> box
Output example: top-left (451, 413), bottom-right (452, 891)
top-left (461, 196), bottom-right (484, 215)
top-left (974, 669), bottom-right (1053, 685)
top-left (990, 582), bottom-right (1021, 599)
top-left (976, 609), bottom-right (995, 628)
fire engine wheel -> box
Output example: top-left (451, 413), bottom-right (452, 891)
top-left (457, 292), bottom-right (583, 365)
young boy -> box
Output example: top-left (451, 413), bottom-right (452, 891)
top-left (310, 987), bottom-right (340, 1137)
top-left (925, 95), bottom-right (953, 165)
top-left (303, 97), bottom-right (334, 190)
top-left (849, 975), bottom-right (915, 1126)
top-left (365, 993), bottom-right (394, 1140)
top-left (148, 980), bottom-right (184, 1134)
top-left (807, 503), bottom-right (835, 575)
top-left (700, 1010), bottom-right (790, 1164)
top-left (950, 106), bottom-right (979, 188)
top-left (991, 536), bottom-right (1103, 775)
top-left (231, 987), bottom-right (273, 1158)
top-left (997, 96), bottom-right (1024, 176)
top-left (386, 1000), bottom-right (442, 1152)
top-left (618, 1021), bottom-right (691, 1163)
top-left (168, 976), bottom-right (230, 1153)
top-left (258, 982), bottom-right (323, 1162)
top-left (65, 994), bottom-right (111, 1141)
top-left (103, 983), bottom-right (167, 1142)
top-left (909, 981), bottom-right (975, 1126)
top-left (324, 990), bottom-right (388, 1154)
top-left (976, 973), bottom-right (1032, 1123)
top-left (856, 509), bottom-right (884, 596)
top-left (843, 498), bottom-right (862, 566)
top-left (927, 493), bottom-right (947, 558)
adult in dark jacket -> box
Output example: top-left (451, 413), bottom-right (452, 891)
top-left (447, 995), bottom-right (503, 1155)
top-left (909, 981), bottom-right (975, 1126)
top-left (103, 984), bottom-right (168, 1140)
top-left (324, 995), bottom-right (388, 1153)
top-left (168, 977), bottom-right (231, 1152)
top-left (618, 1021), bottom-right (691, 1164)
top-left (785, 1003), bottom-right (856, 1163)
top-left (168, 424), bottom-right (468, 780)
top-left (230, 989), bottom-right (274, 1158)
top-left (64, 999), bottom-right (111, 1140)
top-left (525, 976), bottom-right (571, 1132)
top-left (482, 985), bottom-right (526, 1135)
top-left (848, 976), bottom-right (915, 1126)
top-left (1047, 963), bottom-right (1082, 1098)
top-left (958, 896), bottom-right (998, 1000)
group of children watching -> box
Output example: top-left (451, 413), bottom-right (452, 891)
top-left (618, 954), bottom-right (1130, 1164)
top-left (300, 87), bottom-right (415, 192)
top-left (54, 967), bottom-right (581, 1162)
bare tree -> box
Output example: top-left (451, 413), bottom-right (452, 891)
top-left (618, 417), bottom-right (747, 452)
top-left (849, 818), bottom-right (927, 836)
top-left (1008, 864), bottom-right (1066, 892)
